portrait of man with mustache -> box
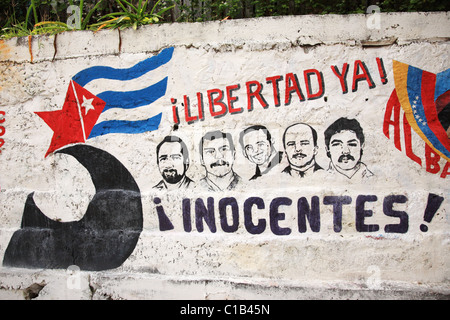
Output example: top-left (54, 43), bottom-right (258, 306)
top-left (281, 123), bottom-right (323, 178)
top-left (324, 117), bottom-right (374, 179)
top-left (154, 135), bottom-right (194, 190)
top-left (199, 130), bottom-right (242, 191)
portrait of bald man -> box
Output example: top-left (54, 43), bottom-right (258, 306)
top-left (281, 123), bottom-right (323, 178)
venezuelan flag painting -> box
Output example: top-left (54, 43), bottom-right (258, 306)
top-left (393, 60), bottom-right (450, 162)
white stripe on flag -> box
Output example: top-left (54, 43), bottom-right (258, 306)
top-left (82, 63), bottom-right (170, 95)
top-left (71, 80), bottom-right (87, 141)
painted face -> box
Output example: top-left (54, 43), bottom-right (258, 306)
top-left (158, 142), bottom-right (186, 184)
top-left (284, 124), bottom-right (317, 170)
top-left (243, 129), bottom-right (272, 166)
top-left (202, 137), bottom-right (235, 177)
top-left (328, 130), bottom-right (362, 171)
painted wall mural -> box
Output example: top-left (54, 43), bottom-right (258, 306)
top-left (170, 59), bottom-right (383, 125)
top-left (3, 144), bottom-right (143, 270)
top-left (35, 46), bottom-right (174, 157)
top-left (384, 61), bottom-right (450, 178)
top-left (1, 44), bottom-right (448, 272)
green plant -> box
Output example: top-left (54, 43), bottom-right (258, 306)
top-left (78, 0), bottom-right (106, 30)
top-left (1, 20), bottom-right (31, 39)
top-left (41, 0), bottom-right (105, 31)
top-left (0, 0), bottom-right (104, 39)
top-left (2, 0), bottom-right (449, 40)
top-left (0, 0), bottom-right (40, 38)
top-left (91, 0), bottom-right (174, 31)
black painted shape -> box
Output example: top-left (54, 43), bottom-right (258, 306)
top-left (3, 144), bottom-right (143, 271)
top-left (438, 102), bottom-right (449, 131)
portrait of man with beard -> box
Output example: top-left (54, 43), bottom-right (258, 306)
top-left (324, 117), bottom-right (374, 180)
top-left (281, 123), bottom-right (323, 178)
top-left (153, 135), bottom-right (194, 190)
top-left (199, 130), bottom-right (242, 191)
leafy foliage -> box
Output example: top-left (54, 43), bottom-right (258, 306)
top-left (169, 0), bottom-right (449, 22)
top-left (91, 0), bottom-right (174, 31)
top-left (0, 0), bottom-right (448, 38)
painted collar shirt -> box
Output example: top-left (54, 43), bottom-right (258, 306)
top-left (282, 162), bottom-right (323, 178)
top-left (326, 161), bottom-right (374, 180)
top-left (199, 172), bottom-right (242, 191)
top-left (153, 176), bottom-right (194, 190)
top-left (250, 151), bottom-right (284, 180)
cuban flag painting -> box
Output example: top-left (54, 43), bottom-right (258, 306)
top-left (35, 47), bottom-right (174, 157)
top-left (392, 60), bottom-right (450, 162)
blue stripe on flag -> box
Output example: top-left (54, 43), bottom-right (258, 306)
top-left (434, 68), bottom-right (450, 101)
top-left (98, 77), bottom-right (167, 111)
top-left (407, 66), bottom-right (450, 159)
top-left (72, 47), bottom-right (174, 87)
top-left (88, 113), bottom-right (163, 139)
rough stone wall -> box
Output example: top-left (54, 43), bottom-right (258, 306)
top-left (0, 12), bottom-right (449, 300)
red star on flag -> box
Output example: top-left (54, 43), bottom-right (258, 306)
top-left (36, 80), bottom-right (105, 157)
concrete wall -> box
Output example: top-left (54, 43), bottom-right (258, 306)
top-left (0, 12), bottom-right (449, 300)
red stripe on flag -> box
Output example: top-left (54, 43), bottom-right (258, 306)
top-left (421, 70), bottom-right (450, 152)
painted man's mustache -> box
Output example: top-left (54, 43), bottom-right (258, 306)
top-left (292, 152), bottom-right (307, 159)
top-left (338, 154), bottom-right (355, 163)
top-left (210, 160), bottom-right (230, 168)
top-left (163, 168), bottom-right (178, 176)
top-left (162, 168), bottom-right (183, 184)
